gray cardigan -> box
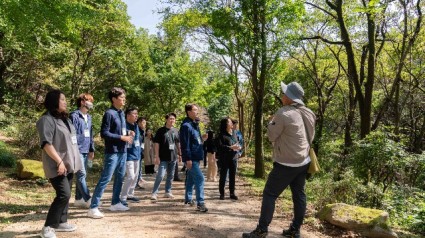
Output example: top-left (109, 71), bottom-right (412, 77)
top-left (36, 113), bottom-right (82, 178)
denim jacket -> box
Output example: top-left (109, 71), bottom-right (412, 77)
top-left (70, 110), bottom-right (95, 154)
top-left (179, 117), bottom-right (204, 162)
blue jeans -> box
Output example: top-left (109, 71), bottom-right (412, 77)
top-left (90, 153), bottom-right (127, 208)
top-left (75, 153), bottom-right (91, 201)
top-left (136, 149), bottom-right (144, 184)
top-left (152, 160), bottom-right (176, 194)
top-left (184, 161), bottom-right (205, 205)
top-left (258, 162), bottom-right (309, 232)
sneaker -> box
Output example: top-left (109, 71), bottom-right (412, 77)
top-left (109, 202), bottom-right (130, 211)
top-left (74, 198), bottom-right (88, 208)
top-left (184, 200), bottom-right (195, 206)
top-left (173, 178), bottom-right (183, 182)
top-left (87, 207), bottom-right (104, 219)
top-left (196, 204), bottom-right (208, 212)
top-left (40, 226), bottom-right (56, 238)
top-left (136, 184), bottom-right (145, 190)
top-left (219, 194), bottom-right (224, 200)
top-left (52, 222), bottom-right (76, 232)
top-left (164, 193), bottom-right (175, 198)
top-left (120, 200), bottom-right (129, 207)
top-left (127, 196), bottom-right (140, 203)
top-left (282, 225), bottom-right (301, 238)
top-left (242, 227), bottom-right (268, 238)
top-left (230, 194), bottom-right (238, 200)
top-left (150, 193), bottom-right (158, 201)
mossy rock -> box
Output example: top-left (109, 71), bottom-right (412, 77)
top-left (318, 203), bottom-right (397, 238)
top-left (16, 159), bottom-right (45, 179)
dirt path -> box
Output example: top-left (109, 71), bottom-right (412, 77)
top-left (2, 165), bottom-right (330, 238)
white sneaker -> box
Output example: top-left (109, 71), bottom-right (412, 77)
top-left (150, 193), bottom-right (158, 201)
top-left (109, 202), bottom-right (130, 211)
top-left (74, 198), bottom-right (87, 208)
top-left (40, 226), bottom-right (56, 238)
top-left (164, 193), bottom-right (174, 198)
top-left (53, 222), bottom-right (76, 232)
top-left (87, 208), bottom-right (104, 219)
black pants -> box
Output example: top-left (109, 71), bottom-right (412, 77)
top-left (258, 162), bottom-right (309, 231)
top-left (45, 173), bottom-right (73, 227)
top-left (219, 159), bottom-right (237, 195)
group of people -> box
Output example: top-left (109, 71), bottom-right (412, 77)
top-left (36, 81), bottom-right (315, 238)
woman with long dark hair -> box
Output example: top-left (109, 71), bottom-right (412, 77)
top-left (36, 89), bottom-right (82, 238)
top-left (217, 117), bottom-right (241, 200)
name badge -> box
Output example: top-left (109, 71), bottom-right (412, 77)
top-left (122, 128), bottom-right (127, 136)
top-left (169, 144), bottom-right (175, 150)
top-left (197, 137), bottom-right (201, 145)
top-left (71, 135), bottom-right (77, 144)
top-left (135, 140), bottom-right (140, 147)
top-left (141, 143), bottom-right (145, 149)
top-left (84, 129), bottom-right (90, 138)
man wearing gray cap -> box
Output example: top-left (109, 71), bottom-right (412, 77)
top-left (243, 82), bottom-right (316, 238)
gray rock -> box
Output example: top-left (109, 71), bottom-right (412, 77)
top-left (318, 203), bottom-right (398, 238)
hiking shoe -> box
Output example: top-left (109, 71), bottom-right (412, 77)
top-left (184, 200), bottom-right (195, 206)
top-left (40, 226), bottom-right (56, 238)
top-left (109, 202), bottom-right (129, 211)
top-left (52, 222), bottom-right (76, 232)
top-left (127, 197), bottom-right (140, 203)
top-left (197, 204), bottom-right (208, 212)
top-left (242, 227), bottom-right (268, 238)
top-left (230, 194), bottom-right (238, 200)
top-left (164, 193), bottom-right (175, 198)
top-left (282, 226), bottom-right (300, 238)
top-left (150, 193), bottom-right (158, 201)
top-left (87, 208), bottom-right (104, 219)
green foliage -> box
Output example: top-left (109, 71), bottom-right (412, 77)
top-left (0, 141), bottom-right (15, 168)
top-left (308, 170), bottom-right (384, 209)
top-left (382, 186), bottom-right (425, 234)
top-left (350, 130), bottom-right (423, 191)
top-left (207, 94), bottom-right (232, 131)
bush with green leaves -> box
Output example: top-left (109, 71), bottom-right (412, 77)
top-left (0, 141), bottom-right (16, 168)
top-left (350, 131), bottom-right (413, 193)
top-left (382, 186), bottom-right (425, 234)
top-left (308, 170), bottom-right (384, 209)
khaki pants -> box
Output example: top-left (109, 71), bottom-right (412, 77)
top-left (207, 152), bottom-right (217, 181)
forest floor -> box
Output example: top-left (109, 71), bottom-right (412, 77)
top-left (0, 160), bottom-right (362, 238)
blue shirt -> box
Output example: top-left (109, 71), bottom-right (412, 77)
top-left (101, 107), bottom-right (126, 153)
top-left (126, 122), bottom-right (141, 161)
top-left (234, 130), bottom-right (244, 156)
top-left (69, 110), bottom-right (95, 154)
top-left (179, 117), bottom-right (204, 162)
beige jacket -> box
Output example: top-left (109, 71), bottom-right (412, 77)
top-left (36, 113), bottom-right (83, 178)
top-left (143, 138), bottom-right (155, 166)
top-left (267, 104), bottom-right (316, 164)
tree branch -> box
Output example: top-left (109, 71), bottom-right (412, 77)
top-left (301, 35), bottom-right (344, 45)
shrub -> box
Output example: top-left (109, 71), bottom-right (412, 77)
top-left (382, 186), bottom-right (425, 234)
top-left (308, 170), bottom-right (384, 210)
top-left (350, 131), bottom-right (411, 193)
top-left (0, 141), bottom-right (16, 168)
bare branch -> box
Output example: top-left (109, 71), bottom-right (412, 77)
top-left (301, 35), bottom-right (345, 45)
top-left (305, 1), bottom-right (337, 19)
